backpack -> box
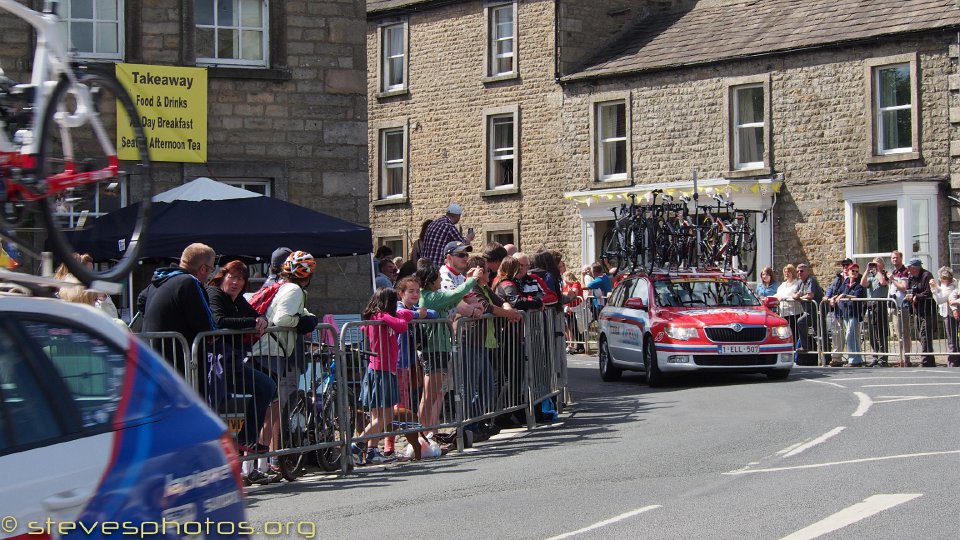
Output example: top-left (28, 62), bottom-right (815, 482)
top-left (250, 282), bottom-right (283, 315)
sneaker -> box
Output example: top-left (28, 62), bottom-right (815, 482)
top-left (350, 443), bottom-right (365, 465)
top-left (366, 448), bottom-right (395, 465)
top-left (246, 470), bottom-right (275, 485)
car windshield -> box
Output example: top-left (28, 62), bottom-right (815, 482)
top-left (653, 279), bottom-right (760, 307)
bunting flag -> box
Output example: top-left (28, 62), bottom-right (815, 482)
top-left (563, 179), bottom-right (783, 205)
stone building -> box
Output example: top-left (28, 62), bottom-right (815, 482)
top-left (1, 0), bottom-right (370, 313)
top-left (367, 0), bottom-right (960, 281)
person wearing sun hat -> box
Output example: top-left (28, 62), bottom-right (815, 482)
top-left (905, 257), bottom-right (936, 367)
top-left (420, 203), bottom-right (477, 266)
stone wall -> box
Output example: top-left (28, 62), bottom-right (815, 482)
top-left (559, 34), bottom-right (956, 281)
top-left (367, 0), bottom-right (578, 261)
top-left (0, 0), bottom-right (370, 314)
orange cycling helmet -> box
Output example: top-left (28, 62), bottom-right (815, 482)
top-left (282, 251), bottom-right (316, 278)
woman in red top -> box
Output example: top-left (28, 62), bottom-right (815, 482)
top-left (562, 269), bottom-right (585, 353)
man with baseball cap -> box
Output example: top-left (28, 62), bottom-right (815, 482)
top-left (420, 202), bottom-right (476, 266)
top-left (263, 246), bottom-right (292, 287)
top-left (905, 257), bottom-right (936, 367)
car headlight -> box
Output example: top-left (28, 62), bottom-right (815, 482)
top-left (665, 326), bottom-right (698, 341)
top-left (770, 325), bottom-right (792, 339)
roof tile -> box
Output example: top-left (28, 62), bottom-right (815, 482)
top-left (569, 0), bottom-right (960, 80)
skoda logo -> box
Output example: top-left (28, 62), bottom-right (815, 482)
top-left (731, 323), bottom-right (743, 332)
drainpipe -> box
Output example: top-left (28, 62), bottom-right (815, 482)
top-left (554, 0), bottom-right (561, 82)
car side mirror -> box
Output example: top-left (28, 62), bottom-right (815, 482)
top-left (763, 296), bottom-right (780, 310)
top-left (624, 297), bottom-right (647, 310)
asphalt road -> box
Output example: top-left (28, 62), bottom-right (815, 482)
top-left (245, 357), bottom-right (960, 539)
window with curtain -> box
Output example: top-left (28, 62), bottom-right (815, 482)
top-left (381, 23), bottom-right (406, 92)
top-left (597, 101), bottom-right (627, 180)
top-left (875, 64), bottom-right (912, 154)
top-left (380, 128), bottom-right (405, 198)
top-left (488, 3), bottom-right (515, 77)
top-left (733, 85), bottom-right (764, 169)
top-left (852, 201), bottom-right (898, 259)
top-left (489, 114), bottom-right (515, 188)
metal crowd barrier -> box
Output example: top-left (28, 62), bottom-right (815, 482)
top-left (565, 296), bottom-right (599, 354)
top-left (137, 331), bottom-right (194, 385)
top-left (784, 296), bottom-right (958, 367)
top-left (135, 311), bottom-right (571, 476)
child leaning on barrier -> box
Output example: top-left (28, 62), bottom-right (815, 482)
top-left (353, 287), bottom-right (415, 466)
top-left (382, 276), bottom-right (438, 457)
top-left (415, 263), bottom-right (482, 444)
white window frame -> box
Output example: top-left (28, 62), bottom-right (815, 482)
top-left (732, 84), bottom-right (765, 170)
top-left (595, 100), bottom-right (628, 181)
top-left (222, 179), bottom-right (271, 196)
top-left (485, 2), bottom-right (517, 79)
top-left (53, 179), bottom-right (128, 229)
top-left (865, 54), bottom-right (920, 163)
top-left (487, 113), bottom-right (516, 190)
top-left (482, 105), bottom-right (519, 195)
top-left (875, 64), bottom-right (912, 155)
top-left (195, 0), bottom-right (269, 68)
top-left (843, 182), bottom-right (939, 270)
top-left (378, 125), bottom-right (407, 200)
top-left (723, 75), bottom-right (771, 177)
top-left (378, 21), bottom-right (408, 95)
top-left (59, 0), bottom-right (124, 60)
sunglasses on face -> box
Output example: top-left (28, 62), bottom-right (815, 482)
top-left (452, 252), bottom-right (469, 258)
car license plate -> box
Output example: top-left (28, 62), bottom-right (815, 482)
top-left (719, 345), bottom-right (760, 354)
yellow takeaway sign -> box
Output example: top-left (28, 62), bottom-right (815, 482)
top-left (116, 63), bottom-right (207, 163)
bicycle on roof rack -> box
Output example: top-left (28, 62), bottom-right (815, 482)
top-left (0, 0), bottom-right (152, 287)
top-left (598, 186), bottom-right (760, 276)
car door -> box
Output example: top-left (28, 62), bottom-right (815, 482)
top-left (0, 315), bottom-right (124, 538)
top-left (617, 278), bottom-right (652, 364)
top-left (603, 279), bottom-right (632, 361)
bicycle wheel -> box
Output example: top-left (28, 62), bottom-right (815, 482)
top-left (600, 227), bottom-right (626, 272)
top-left (699, 221), bottom-right (720, 269)
top-left (644, 221), bottom-right (658, 273)
top-left (739, 229), bottom-right (758, 276)
top-left (278, 391), bottom-right (309, 481)
top-left (315, 388), bottom-right (354, 472)
top-left (37, 68), bottom-right (152, 286)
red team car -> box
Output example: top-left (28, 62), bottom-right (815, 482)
top-left (597, 270), bottom-right (794, 386)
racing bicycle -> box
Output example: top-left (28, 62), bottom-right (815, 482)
top-left (0, 0), bottom-right (151, 286)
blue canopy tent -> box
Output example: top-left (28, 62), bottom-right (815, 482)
top-left (68, 178), bottom-right (373, 261)
top-left (63, 178), bottom-right (373, 320)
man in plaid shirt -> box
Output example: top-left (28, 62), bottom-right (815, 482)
top-left (421, 203), bottom-right (475, 265)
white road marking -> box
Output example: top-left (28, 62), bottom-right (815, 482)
top-left (833, 376), bottom-right (960, 381)
top-left (874, 394), bottom-right (960, 403)
top-left (724, 449), bottom-right (960, 475)
top-left (799, 377), bottom-right (846, 389)
top-left (863, 383), bottom-right (960, 387)
top-left (852, 392), bottom-right (872, 417)
top-left (780, 494), bottom-right (922, 540)
top-left (779, 427), bottom-right (846, 458)
top-left (544, 505), bottom-right (662, 540)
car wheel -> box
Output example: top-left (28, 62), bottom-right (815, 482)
top-left (598, 337), bottom-right (622, 382)
top-left (767, 370), bottom-right (790, 381)
top-left (644, 338), bottom-right (665, 387)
